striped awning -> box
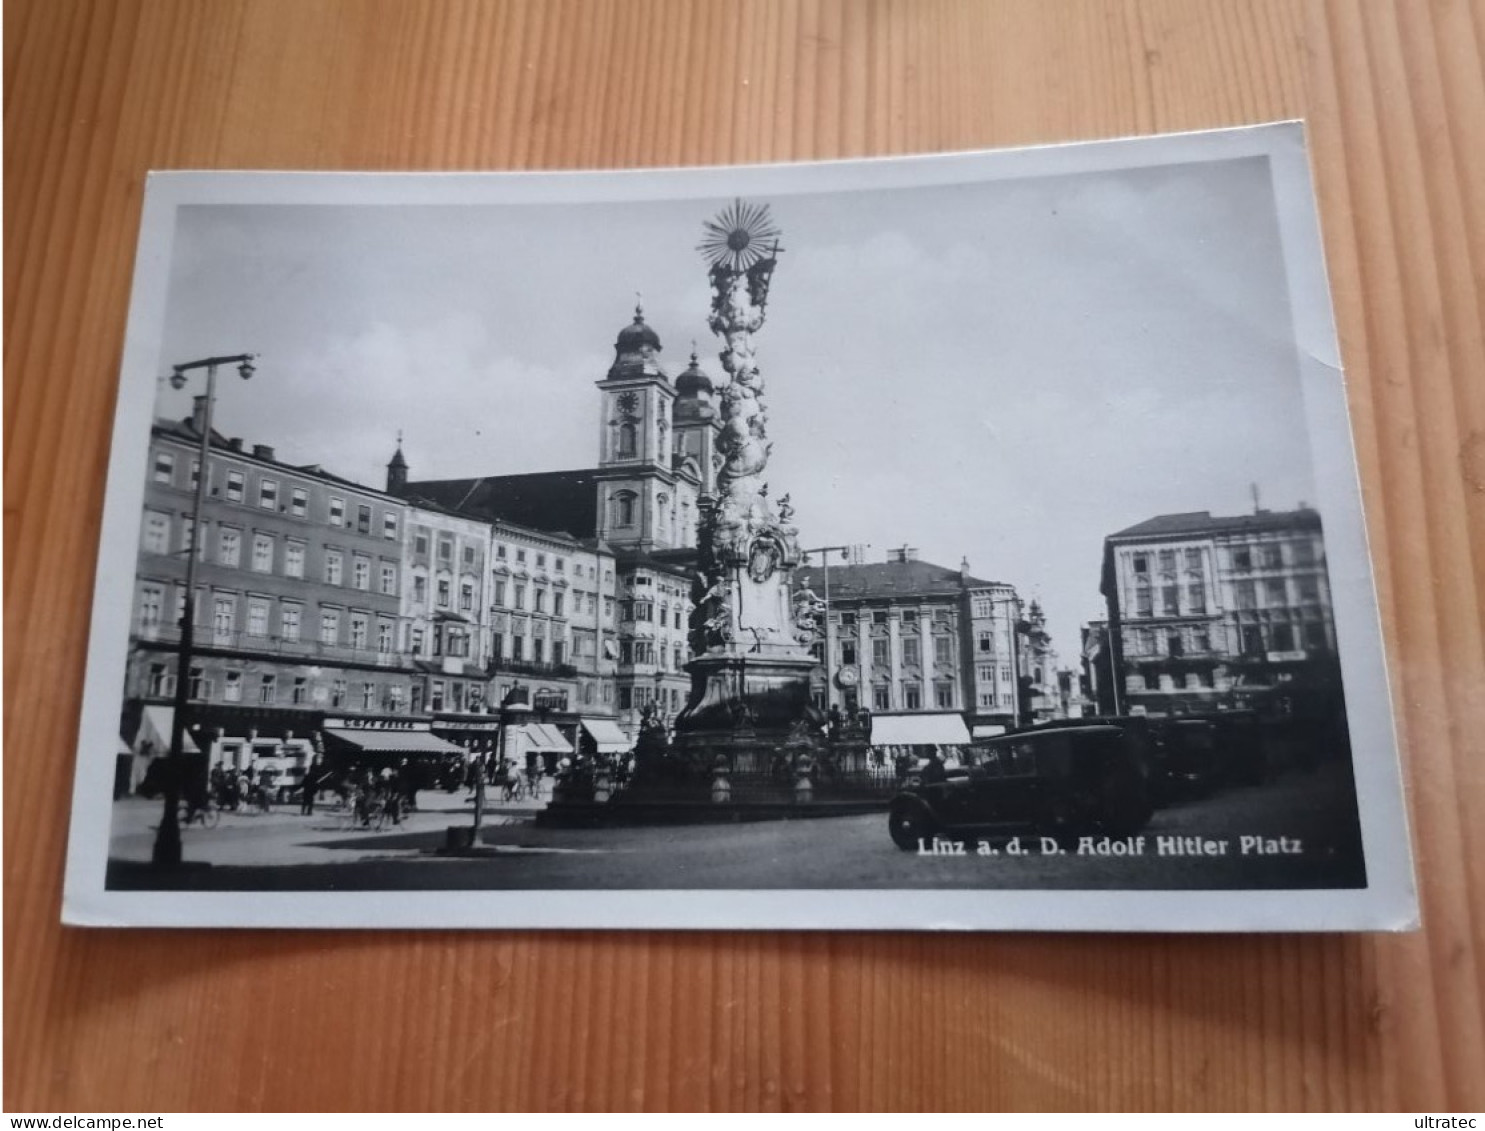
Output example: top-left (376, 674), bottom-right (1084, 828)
top-left (514, 722), bottom-right (572, 754)
top-left (580, 718), bottom-right (631, 754)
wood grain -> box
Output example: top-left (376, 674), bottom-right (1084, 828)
top-left (5, 0), bottom-right (1482, 1112)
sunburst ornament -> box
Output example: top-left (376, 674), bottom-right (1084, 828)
top-left (698, 199), bottom-right (782, 272)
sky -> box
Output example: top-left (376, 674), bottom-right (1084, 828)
top-left (154, 154), bottom-right (1317, 666)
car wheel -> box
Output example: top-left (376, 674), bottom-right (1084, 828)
top-left (888, 802), bottom-right (935, 851)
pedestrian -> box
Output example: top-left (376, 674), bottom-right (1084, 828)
top-left (300, 755), bottom-right (323, 816)
top-left (401, 758), bottom-right (418, 812)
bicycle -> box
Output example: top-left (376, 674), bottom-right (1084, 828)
top-left (371, 788), bottom-right (403, 831)
top-left (500, 774), bottom-right (526, 803)
top-left (177, 799), bottom-right (221, 829)
top-left (348, 787), bottom-right (381, 830)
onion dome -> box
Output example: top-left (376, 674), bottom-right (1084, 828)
top-left (675, 347), bottom-right (713, 399)
top-left (608, 299), bottom-right (668, 382)
top-left (616, 300), bottom-right (661, 353)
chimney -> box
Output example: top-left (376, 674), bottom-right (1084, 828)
top-left (959, 556), bottom-right (971, 583)
top-left (227, 437), bottom-right (244, 452)
top-left (888, 545), bottom-right (918, 564)
top-left (190, 395), bottom-right (209, 435)
top-left (252, 444), bottom-right (275, 461)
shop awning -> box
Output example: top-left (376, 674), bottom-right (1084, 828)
top-left (580, 718), bottom-right (631, 753)
top-left (518, 722), bottom-right (573, 753)
top-left (869, 713), bottom-right (971, 747)
top-left (138, 705), bottom-right (199, 755)
top-left (323, 727), bottom-right (465, 756)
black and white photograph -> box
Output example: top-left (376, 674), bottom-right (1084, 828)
top-left (63, 122), bottom-right (1416, 930)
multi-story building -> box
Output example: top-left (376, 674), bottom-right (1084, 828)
top-left (792, 548), bottom-right (1029, 736)
top-left (387, 426), bottom-right (627, 754)
top-left (1099, 506), bottom-right (1337, 716)
top-left (390, 471), bottom-right (493, 729)
top-left (126, 402), bottom-right (424, 786)
top-left (610, 554), bottom-right (695, 733)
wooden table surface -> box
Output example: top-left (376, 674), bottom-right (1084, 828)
top-left (5, 0), bottom-right (1483, 1112)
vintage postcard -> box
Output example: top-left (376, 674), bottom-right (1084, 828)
top-left (62, 122), bottom-right (1417, 929)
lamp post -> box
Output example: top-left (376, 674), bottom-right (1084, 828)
top-left (153, 353), bottom-right (256, 867)
top-left (802, 545), bottom-right (857, 711)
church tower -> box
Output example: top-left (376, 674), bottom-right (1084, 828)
top-left (672, 346), bottom-right (722, 502)
top-left (386, 438), bottom-right (408, 495)
top-left (594, 302), bottom-right (681, 551)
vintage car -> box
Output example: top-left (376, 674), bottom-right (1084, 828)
top-left (886, 723), bottom-right (1154, 850)
top-left (1147, 717), bottom-right (1222, 803)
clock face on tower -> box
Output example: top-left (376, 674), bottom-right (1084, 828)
top-left (616, 391), bottom-right (639, 416)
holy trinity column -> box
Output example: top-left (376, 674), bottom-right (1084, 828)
top-left (667, 200), bottom-right (826, 782)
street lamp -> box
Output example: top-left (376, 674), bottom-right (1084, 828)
top-left (802, 545), bottom-right (859, 711)
top-left (152, 353), bottom-right (256, 867)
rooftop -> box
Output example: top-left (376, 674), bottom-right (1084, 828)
top-left (153, 417), bottom-right (394, 499)
top-left (793, 558), bottom-right (1002, 602)
top-left (1108, 507), bottom-right (1322, 541)
top-left (404, 470), bottom-right (599, 541)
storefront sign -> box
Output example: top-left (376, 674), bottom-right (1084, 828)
top-left (322, 717), bottom-right (428, 731)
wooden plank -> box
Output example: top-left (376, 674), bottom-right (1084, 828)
top-left (4, 0), bottom-right (1482, 1111)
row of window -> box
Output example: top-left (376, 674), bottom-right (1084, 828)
top-left (492, 544), bottom-right (609, 581)
top-left (1129, 574), bottom-right (1323, 619)
top-left (489, 634), bottom-right (566, 666)
top-left (866, 682), bottom-right (958, 711)
top-left (411, 572), bottom-right (479, 613)
top-left (616, 685), bottom-right (684, 712)
top-left (1132, 574), bottom-right (1207, 618)
top-left (1123, 626), bottom-right (1213, 657)
top-left (1129, 540), bottom-right (1318, 577)
top-left (151, 450), bottom-right (399, 537)
top-left (835, 608), bottom-right (956, 629)
top-left (1128, 671), bottom-right (1216, 692)
top-left (1126, 619), bottom-right (1330, 662)
top-left (970, 596), bottom-right (1015, 619)
top-left (146, 663), bottom-right (403, 710)
top-left (490, 579), bottom-right (584, 617)
top-left (1232, 576), bottom-right (1322, 610)
top-left (613, 640), bottom-right (688, 669)
top-left (148, 667), bottom-right (483, 715)
top-left (140, 512), bottom-right (400, 594)
top-left (975, 663), bottom-right (1017, 685)
top-left (618, 599), bottom-right (685, 629)
top-left (138, 583), bottom-right (397, 652)
top-left (839, 635), bottom-right (956, 668)
top-left (412, 530), bottom-right (482, 571)
top-left (408, 623), bottom-right (475, 660)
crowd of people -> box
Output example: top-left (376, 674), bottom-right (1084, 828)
top-left (181, 747), bottom-right (637, 824)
